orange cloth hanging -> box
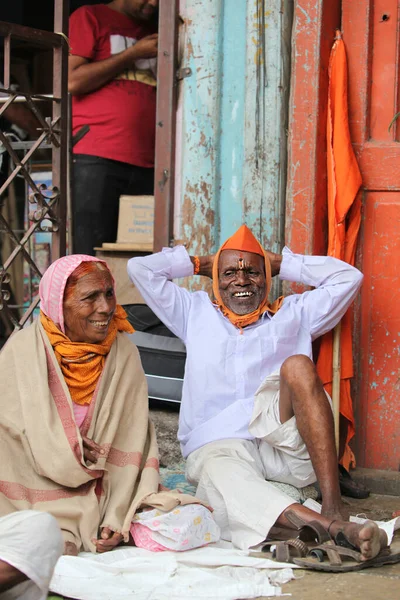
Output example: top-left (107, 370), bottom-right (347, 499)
top-left (316, 32), bottom-right (362, 470)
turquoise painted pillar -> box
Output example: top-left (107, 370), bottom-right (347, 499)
top-left (175, 0), bottom-right (293, 296)
top-left (217, 2), bottom-right (247, 243)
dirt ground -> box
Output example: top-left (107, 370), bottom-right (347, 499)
top-left (150, 400), bottom-right (181, 466)
top-left (150, 402), bottom-right (400, 600)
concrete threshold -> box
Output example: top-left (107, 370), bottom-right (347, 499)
top-left (352, 467), bottom-right (400, 497)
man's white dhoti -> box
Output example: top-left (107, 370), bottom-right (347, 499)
top-left (186, 372), bottom-right (319, 550)
top-left (0, 511), bottom-right (63, 600)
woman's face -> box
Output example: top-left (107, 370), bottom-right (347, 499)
top-left (63, 268), bottom-right (116, 343)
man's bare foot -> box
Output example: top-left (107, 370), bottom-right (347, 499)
top-left (275, 504), bottom-right (388, 562)
top-left (321, 501), bottom-right (343, 522)
top-left (64, 541), bottom-right (78, 556)
top-left (330, 520), bottom-right (388, 561)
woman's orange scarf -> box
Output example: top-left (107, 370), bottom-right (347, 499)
top-left (40, 305), bottom-right (134, 405)
top-left (212, 225), bottom-right (284, 329)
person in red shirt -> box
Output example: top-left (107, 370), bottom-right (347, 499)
top-left (68, 0), bottom-right (158, 255)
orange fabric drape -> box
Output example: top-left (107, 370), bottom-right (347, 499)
top-left (316, 32), bottom-right (362, 470)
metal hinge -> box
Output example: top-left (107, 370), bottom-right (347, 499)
top-left (176, 67), bottom-right (192, 81)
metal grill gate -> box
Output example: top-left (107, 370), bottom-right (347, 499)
top-left (0, 0), bottom-right (69, 336)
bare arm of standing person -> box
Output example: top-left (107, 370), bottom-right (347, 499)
top-left (68, 33), bottom-right (158, 96)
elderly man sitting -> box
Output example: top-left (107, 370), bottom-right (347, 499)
top-left (128, 225), bottom-right (387, 563)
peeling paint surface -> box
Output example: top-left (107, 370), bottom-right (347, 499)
top-left (175, 0), bottom-right (293, 297)
top-left (343, 0), bottom-right (400, 470)
top-left (357, 197), bottom-right (400, 470)
top-left (285, 0), bottom-right (328, 260)
top-left (286, 0), bottom-right (400, 470)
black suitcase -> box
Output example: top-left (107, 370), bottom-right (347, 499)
top-left (123, 304), bottom-right (186, 404)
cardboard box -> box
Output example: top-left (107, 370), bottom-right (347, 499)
top-left (94, 249), bottom-right (146, 305)
top-left (116, 195), bottom-right (154, 250)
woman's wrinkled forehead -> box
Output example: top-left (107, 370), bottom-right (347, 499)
top-left (64, 261), bottom-right (113, 301)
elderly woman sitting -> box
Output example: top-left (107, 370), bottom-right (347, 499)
top-left (0, 255), bottom-right (213, 557)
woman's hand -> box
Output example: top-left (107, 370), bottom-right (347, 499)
top-left (82, 436), bottom-right (105, 464)
top-left (92, 527), bottom-right (123, 553)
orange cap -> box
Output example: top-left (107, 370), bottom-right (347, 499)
top-left (212, 224), bottom-right (284, 329)
top-left (220, 224), bottom-right (264, 256)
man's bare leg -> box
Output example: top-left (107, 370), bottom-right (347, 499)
top-left (0, 560), bottom-right (28, 593)
top-left (279, 354), bottom-right (342, 519)
top-left (274, 503), bottom-right (387, 561)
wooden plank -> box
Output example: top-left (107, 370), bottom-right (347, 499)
top-left (100, 242), bottom-right (153, 252)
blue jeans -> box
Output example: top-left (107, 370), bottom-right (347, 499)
top-left (72, 154), bottom-right (154, 255)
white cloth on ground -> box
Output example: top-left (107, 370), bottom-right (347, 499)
top-left (50, 544), bottom-right (296, 600)
top-left (127, 245), bottom-right (363, 458)
top-left (0, 510), bottom-right (63, 600)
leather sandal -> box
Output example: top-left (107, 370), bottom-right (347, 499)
top-left (262, 538), bottom-right (309, 563)
top-left (293, 540), bottom-right (400, 572)
top-left (260, 510), bottom-right (334, 564)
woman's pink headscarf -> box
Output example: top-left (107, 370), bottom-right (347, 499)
top-left (39, 254), bottom-right (110, 334)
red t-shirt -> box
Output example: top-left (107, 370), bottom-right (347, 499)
top-left (69, 4), bottom-right (156, 167)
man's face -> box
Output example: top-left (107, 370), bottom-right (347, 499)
top-left (218, 250), bottom-right (267, 315)
top-left (122, 0), bottom-right (158, 21)
top-left (63, 268), bottom-right (116, 344)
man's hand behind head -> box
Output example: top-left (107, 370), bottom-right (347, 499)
top-left (264, 250), bottom-right (282, 278)
top-left (190, 255), bottom-right (215, 279)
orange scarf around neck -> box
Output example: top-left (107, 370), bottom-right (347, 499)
top-left (212, 227), bottom-right (284, 329)
top-left (40, 305), bottom-right (134, 405)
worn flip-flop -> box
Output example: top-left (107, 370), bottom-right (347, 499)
top-left (293, 539), bottom-right (400, 572)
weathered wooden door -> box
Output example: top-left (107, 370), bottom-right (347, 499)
top-left (343, 0), bottom-right (400, 469)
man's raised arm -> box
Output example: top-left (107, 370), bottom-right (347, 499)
top-left (279, 247), bottom-right (363, 339)
top-left (128, 246), bottom-right (197, 341)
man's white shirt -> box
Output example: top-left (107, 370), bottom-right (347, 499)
top-left (128, 246), bottom-right (363, 458)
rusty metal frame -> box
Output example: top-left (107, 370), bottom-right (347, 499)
top-left (153, 0), bottom-right (179, 251)
top-left (0, 0), bottom-right (69, 333)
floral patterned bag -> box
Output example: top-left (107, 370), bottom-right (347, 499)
top-left (130, 504), bottom-right (220, 552)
